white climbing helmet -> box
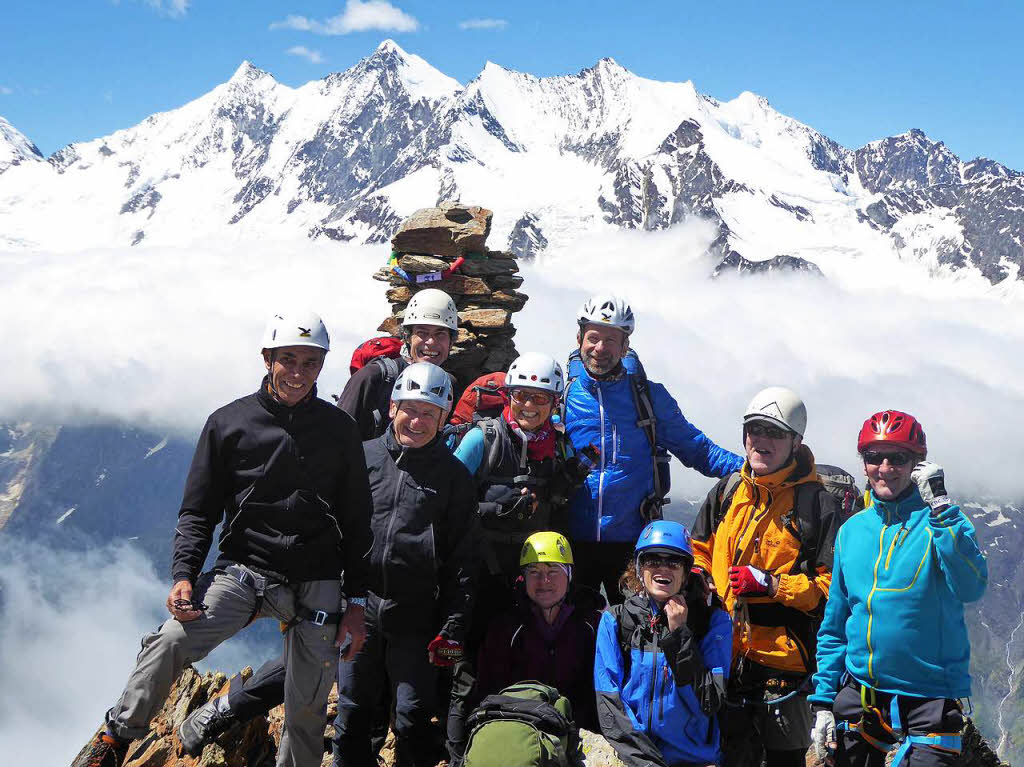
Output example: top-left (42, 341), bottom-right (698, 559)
top-left (506, 352), bottom-right (565, 396)
top-left (261, 311), bottom-right (330, 352)
top-left (743, 386), bottom-right (807, 437)
top-left (403, 288), bottom-right (458, 332)
top-left (577, 294), bottom-right (635, 336)
top-left (391, 362), bottom-right (454, 414)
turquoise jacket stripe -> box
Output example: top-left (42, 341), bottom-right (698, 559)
top-left (810, 488), bottom-right (987, 704)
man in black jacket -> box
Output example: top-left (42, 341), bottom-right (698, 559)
top-left (337, 287), bottom-right (458, 439)
top-left (76, 311), bottom-right (373, 767)
top-left (175, 362), bottom-right (479, 767)
top-left (332, 361), bottom-right (479, 767)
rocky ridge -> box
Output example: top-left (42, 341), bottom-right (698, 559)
top-left (73, 666), bottom-right (1008, 767)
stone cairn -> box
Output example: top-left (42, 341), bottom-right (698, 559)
top-left (372, 202), bottom-right (527, 393)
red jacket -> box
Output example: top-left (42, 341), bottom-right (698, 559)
top-left (474, 590), bottom-right (603, 731)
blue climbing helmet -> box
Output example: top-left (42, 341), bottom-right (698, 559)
top-left (635, 520), bottom-right (694, 565)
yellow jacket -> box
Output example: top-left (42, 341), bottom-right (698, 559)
top-left (691, 445), bottom-right (837, 674)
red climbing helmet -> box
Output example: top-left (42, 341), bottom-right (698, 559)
top-left (857, 410), bottom-right (927, 456)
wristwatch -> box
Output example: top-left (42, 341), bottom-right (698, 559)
top-left (347, 597), bottom-right (367, 608)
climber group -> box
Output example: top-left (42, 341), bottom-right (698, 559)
top-left (75, 287), bottom-right (987, 767)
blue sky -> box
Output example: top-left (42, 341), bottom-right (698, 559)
top-left (2, 1), bottom-right (1022, 167)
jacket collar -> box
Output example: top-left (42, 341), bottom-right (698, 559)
top-left (256, 375), bottom-right (318, 417)
top-left (869, 484), bottom-right (922, 522)
top-left (577, 360), bottom-right (627, 391)
top-left (741, 443), bottom-right (818, 491)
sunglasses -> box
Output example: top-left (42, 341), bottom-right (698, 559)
top-left (862, 450), bottom-right (913, 467)
top-left (173, 598), bottom-right (209, 612)
top-left (640, 553), bottom-right (688, 569)
top-left (745, 422), bottom-right (791, 440)
top-left (510, 389), bottom-right (553, 406)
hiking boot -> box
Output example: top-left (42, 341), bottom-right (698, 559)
top-left (75, 732), bottom-right (129, 767)
top-left (177, 697), bottom-right (236, 756)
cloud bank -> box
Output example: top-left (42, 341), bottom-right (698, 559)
top-left (0, 539), bottom-right (276, 763)
top-left (1, 226), bottom-right (1022, 502)
top-left (271, 1), bottom-right (419, 35)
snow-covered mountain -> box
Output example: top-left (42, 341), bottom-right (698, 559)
top-left (0, 39), bottom-right (1021, 280)
top-left (0, 116), bottom-right (43, 174)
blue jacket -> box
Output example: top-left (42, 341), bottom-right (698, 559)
top-left (810, 488), bottom-right (987, 704)
top-left (564, 363), bottom-right (741, 542)
top-left (594, 593), bottom-right (733, 766)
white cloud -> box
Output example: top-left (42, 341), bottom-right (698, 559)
top-left (0, 86), bottom-right (12, 96)
top-left (0, 229), bottom-right (1022, 502)
top-left (458, 18), bottom-right (508, 30)
top-left (144, 0), bottom-right (189, 17)
top-left (287, 45), bottom-right (325, 64)
top-left (0, 538), bottom-right (278, 763)
top-left (270, 0), bottom-right (419, 35)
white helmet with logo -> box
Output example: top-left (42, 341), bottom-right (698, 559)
top-left (261, 311), bottom-right (330, 352)
top-left (577, 294), bottom-right (635, 336)
top-left (743, 386), bottom-right (806, 437)
top-left (506, 352), bottom-right (565, 396)
top-left (403, 288), bottom-right (458, 332)
top-left (391, 362), bottom-right (454, 414)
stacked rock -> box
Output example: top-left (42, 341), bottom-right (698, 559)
top-left (372, 202), bottom-right (529, 391)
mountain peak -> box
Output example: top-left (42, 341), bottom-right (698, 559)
top-left (375, 38), bottom-right (406, 56)
top-left (229, 60), bottom-right (272, 84)
top-left (0, 115), bottom-right (44, 171)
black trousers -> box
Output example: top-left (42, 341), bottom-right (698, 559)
top-left (832, 678), bottom-right (964, 767)
top-left (333, 597), bottom-right (442, 767)
top-left (571, 540), bottom-right (634, 606)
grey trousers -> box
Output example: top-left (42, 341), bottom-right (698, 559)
top-left (105, 565), bottom-right (342, 767)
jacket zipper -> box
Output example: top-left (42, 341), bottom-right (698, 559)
top-left (647, 622), bottom-right (660, 731)
top-left (380, 453), bottom-right (407, 596)
top-left (864, 507), bottom-right (891, 684)
top-left (596, 385), bottom-right (606, 542)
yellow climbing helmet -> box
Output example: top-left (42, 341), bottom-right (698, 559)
top-left (520, 532), bottom-right (574, 567)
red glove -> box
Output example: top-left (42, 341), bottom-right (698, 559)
top-left (728, 565), bottom-right (772, 596)
top-left (427, 634), bottom-right (463, 667)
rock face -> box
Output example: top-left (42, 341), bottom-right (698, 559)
top-left (712, 251), bottom-right (824, 278)
top-left (72, 666), bottom-right (1008, 767)
top-left (372, 203), bottom-right (528, 391)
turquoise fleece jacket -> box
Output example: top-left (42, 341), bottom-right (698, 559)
top-left (810, 487), bottom-right (987, 705)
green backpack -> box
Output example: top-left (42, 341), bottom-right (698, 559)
top-left (463, 681), bottom-right (585, 767)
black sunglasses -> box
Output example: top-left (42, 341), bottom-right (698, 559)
top-left (745, 422), bottom-right (791, 440)
top-left (173, 598), bottom-right (209, 612)
top-left (640, 553), bottom-right (688, 569)
top-left (862, 450), bottom-right (913, 467)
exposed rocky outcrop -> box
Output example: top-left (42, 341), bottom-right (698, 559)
top-left (72, 666), bottom-right (1009, 767)
top-left (371, 203), bottom-right (528, 391)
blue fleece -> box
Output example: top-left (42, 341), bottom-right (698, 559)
top-left (810, 488), bottom-right (987, 705)
top-left (564, 364), bottom-right (741, 543)
top-left (594, 603), bottom-right (732, 765)
top-left (453, 426), bottom-right (486, 476)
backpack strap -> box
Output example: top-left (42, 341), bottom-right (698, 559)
top-left (474, 418), bottom-right (508, 484)
top-left (715, 471), bottom-right (743, 528)
top-left (370, 356), bottom-right (403, 435)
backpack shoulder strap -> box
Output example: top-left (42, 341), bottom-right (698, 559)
top-left (374, 355), bottom-right (401, 382)
top-left (476, 417), bottom-right (506, 482)
top-left (791, 481), bottom-right (829, 577)
top-left (715, 471), bottom-right (743, 527)
top-left (612, 604), bottom-right (638, 680)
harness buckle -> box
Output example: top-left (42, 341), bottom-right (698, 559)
top-left (312, 610), bottom-right (328, 626)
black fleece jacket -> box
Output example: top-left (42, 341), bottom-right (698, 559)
top-left (364, 428), bottom-right (480, 641)
top-left (171, 378), bottom-right (373, 593)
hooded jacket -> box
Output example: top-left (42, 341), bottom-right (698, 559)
top-left (594, 591), bottom-right (732, 767)
top-left (564, 363), bottom-right (741, 544)
top-left (171, 378), bottom-right (373, 591)
top-left (474, 588), bottom-right (604, 731)
top-left (364, 427), bottom-right (480, 640)
top-left (691, 445), bottom-right (837, 674)
top-left (810, 488), bottom-right (987, 704)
